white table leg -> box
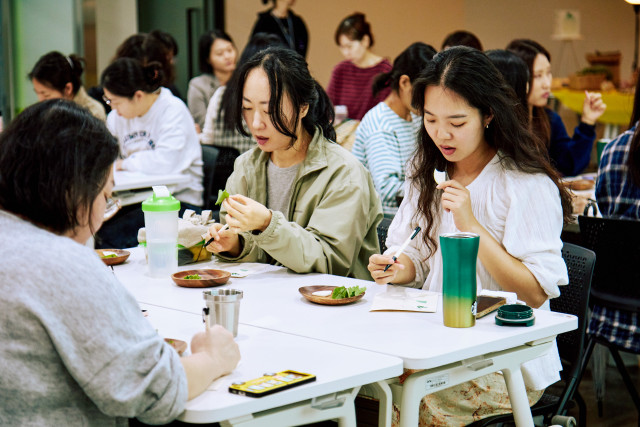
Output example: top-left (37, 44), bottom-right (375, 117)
top-left (395, 341), bottom-right (552, 427)
top-left (502, 367), bottom-right (535, 427)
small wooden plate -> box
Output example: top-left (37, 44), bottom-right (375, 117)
top-left (164, 338), bottom-right (187, 356)
top-left (96, 249), bottom-right (130, 266)
top-left (298, 285), bottom-right (365, 305)
top-left (171, 269), bottom-right (231, 288)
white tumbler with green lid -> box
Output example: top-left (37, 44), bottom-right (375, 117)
top-left (142, 186), bottom-right (180, 278)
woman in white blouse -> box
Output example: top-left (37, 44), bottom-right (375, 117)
top-left (368, 47), bottom-right (573, 425)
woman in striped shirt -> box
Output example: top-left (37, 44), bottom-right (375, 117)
top-left (353, 42), bottom-right (436, 215)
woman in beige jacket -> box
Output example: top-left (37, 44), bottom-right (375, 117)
top-left (204, 46), bottom-right (382, 280)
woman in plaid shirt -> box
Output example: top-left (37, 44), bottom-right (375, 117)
top-left (596, 81), bottom-right (640, 219)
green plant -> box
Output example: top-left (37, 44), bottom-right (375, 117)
top-left (578, 65), bottom-right (613, 81)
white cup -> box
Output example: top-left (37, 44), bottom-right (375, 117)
top-left (335, 105), bottom-right (348, 124)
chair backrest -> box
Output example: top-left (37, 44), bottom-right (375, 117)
top-left (555, 243), bottom-right (596, 372)
top-left (377, 215), bottom-right (394, 254)
top-left (201, 145), bottom-right (220, 210)
top-left (578, 215), bottom-right (640, 312)
top-left (211, 146), bottom-right (240, 203)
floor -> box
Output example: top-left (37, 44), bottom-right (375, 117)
top-left (306, 350), bottom-right (640, 427)
top-left (565, 352), bottom-right (639, 427)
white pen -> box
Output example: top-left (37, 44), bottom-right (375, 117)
top-left (383, 226), bottom-right (421, 272)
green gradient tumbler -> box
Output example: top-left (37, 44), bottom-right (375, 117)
top-left (440, 232), bottom-right (480, 328)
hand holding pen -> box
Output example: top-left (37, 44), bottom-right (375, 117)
top-left (383, 226), bottom-right (421, 272)
top-left (368, 226), bottom-right (421, 285)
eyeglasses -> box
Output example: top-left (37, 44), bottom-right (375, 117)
top-left (102, 95), bottom-right (112, 105)
top-left (104, 197), bottom-right (121, 221)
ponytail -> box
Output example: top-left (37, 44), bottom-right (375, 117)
top-left (371, 72), bottom-right (392, 98)
top-left (307, 81), bottom-right (336, 141)
top-left (371, 42), bottom-right (437, 99)
top-left (29, 51), bottom-right (85, 95)
top-left (143, 62), bottom-right (164, 89)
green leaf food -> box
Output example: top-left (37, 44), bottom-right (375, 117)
top-left (216, 189), bottom-right (230, 206)
top-left (331, 285), bottom-right (366, 299)
top-left (101, 254), bottom-right (117, 258)
top-left (184, 274), bottom-right (202, 280)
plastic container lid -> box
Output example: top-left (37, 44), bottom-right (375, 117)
top-left (495, 304), bottom-right (535, 327)
top-left (142, 186), bottom-right (181, 212)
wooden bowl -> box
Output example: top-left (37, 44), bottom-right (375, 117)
top-left (96, 249), bottom-right (130, 266)
top-left (298, 285), bottom-right (365, 306)
top-left (164, 338), bottom-right (187, 356)
top-left (171, 269), bottom-right (231, 288)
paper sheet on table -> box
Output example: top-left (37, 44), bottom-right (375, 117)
top-left (216, 262), bottom-right (283, 278)
top-left (370, 287), bottom-right (438, 313)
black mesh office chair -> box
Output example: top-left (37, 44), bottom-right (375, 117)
top-left (467, 243), bottom-right (595, 427)
top-left (376, 215), bottom-right (394, 254)
top-left (201, 145), bottom-right (220, 210)
top-left (576, 215), bottom-right (640, 421)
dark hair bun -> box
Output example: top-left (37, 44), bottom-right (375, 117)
top-left (143, 62), bottom-right (164, 87)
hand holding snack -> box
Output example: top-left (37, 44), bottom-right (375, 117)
top-left (223, 194), bottom-right (272, 233)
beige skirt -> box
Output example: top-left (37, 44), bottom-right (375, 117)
top-left (393, 371), bottom-right (544, 427)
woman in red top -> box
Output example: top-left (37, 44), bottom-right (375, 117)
top-left (326, 13), bottom-right (391, 121)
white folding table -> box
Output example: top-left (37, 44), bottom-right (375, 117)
top-left (113, 171), bottom-right (190, 206)
top-left (142, 304), bottom-right (402, 426)
top-left (115, 248), bottom-right (577, 427)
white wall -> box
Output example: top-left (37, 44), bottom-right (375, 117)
top-left (466, 0), bottom-right (635, 84)
top-left (11, 0), bottom-right (77, 111)
top-left (227, 0), bottom-right (636, 88)
top-left (95, 0), bottom-right (137, 78)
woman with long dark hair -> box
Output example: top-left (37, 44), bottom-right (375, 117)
top-left (596, 80), bottom-right (640, 218)
top-left (368, 47), bottom-right (572, 425)
top-left (204, 46), bottom-right (382, 280)
top-left (188, 30), bottom-right (237, 130)
top-left (486, 49), bottom-right (530, 115)
top-left (353, 42), bottom-right (437, 215)
top-left (507, 38), bottom-right (607, 176)
top-left (0, 100), bottom-right (239, 424)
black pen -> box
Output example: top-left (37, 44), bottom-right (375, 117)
top-left (383, 226), bottom-right (421, 272)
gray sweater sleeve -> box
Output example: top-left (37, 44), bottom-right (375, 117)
top-left (3, 237), bottom-right (188, 423)
top-left (55, 256), bottom-right (188, 423)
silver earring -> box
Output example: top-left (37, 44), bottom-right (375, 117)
top-left (485, 123), bottom-right (489, 129)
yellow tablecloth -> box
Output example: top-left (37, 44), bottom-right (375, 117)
top-left (552, 89), bottom-right (634, 126)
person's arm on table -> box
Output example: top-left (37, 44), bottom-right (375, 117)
top-left (180, 325), bottom-right (240, 400)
